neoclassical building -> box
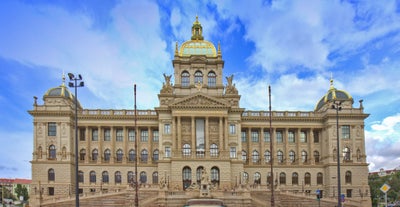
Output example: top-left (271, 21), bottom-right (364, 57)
top-left (29, 17), bottom-right (371, 206)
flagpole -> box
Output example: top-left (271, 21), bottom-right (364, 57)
top-left (269, 85), bottom-right (275, 207)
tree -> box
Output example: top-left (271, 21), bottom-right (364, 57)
top-left (14, 184), bottom-right (29, 201)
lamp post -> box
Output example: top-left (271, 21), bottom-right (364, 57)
top-left (332, 100), bottom-right (342, 207)
top-left (134, 84), bottom-right (139, 207)
top-left (68, 73), bottom-right (84, 207)
top-left (268, 85), bottom-right (275, 207)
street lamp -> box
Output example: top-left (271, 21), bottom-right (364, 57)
top-left (268, 85), bottom-right (275, 207)
top-left (68, 73), bottom-right (84, 207)
top-left (332, 100), bottom-right (342, 207)
top-left (134, 84), bottom-right (139, 207)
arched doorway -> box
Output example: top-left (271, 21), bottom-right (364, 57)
top-left (210, 167), bottom-right (220, 188)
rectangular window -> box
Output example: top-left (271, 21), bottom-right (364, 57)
top-left (230, 147), bottom-right (236, 158)
top-left (104, 129), bottom-right (111, 141)
top-left (241, 131), bottom-right (247, 142)
top-left (288, 131), bottom-right (295, 143)
top-left (313, 131), bottom-right (319, 143)
top-left (342, 125), bottom-right (350, 139)
top-left (346, 189), bottom-right (352, 198)
top-left (251, 131), bottom-right (259, 142)
top-left (116, 129), bottom-right (123, 142)
top-left (164, 124), bottom-right (171, 134)
top-left (48, 122), bottom-right (57, 136)
top-left (264, 131), bottom-right (270, 142)
top-left (165, 146), bottom-right (171, 158)
top-left (153, 130), bottom-right (159, 142)
top-left (276, 131), bottom-right (283, 143)
top-left (128, 129), bottom-right (135, 142)
top-left (300, 131), bottom-right (307, 143)
top-left (92, 129), bottom-right (98, 141)
top-left (48, 187), bottom-right (54, 196)
top-left (79, 128), bottom-right (86, 141)
top-left (229, 124), bottom-right (236, 134)
top-left (141, 130), bottom-right (148, 142)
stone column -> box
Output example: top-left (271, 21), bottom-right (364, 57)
top-left (219, 117), bottom-right (223, 153)
top-left (191, 116), bottom-right (195, 154)
top-left (205, 116), bottom-right (209, 157)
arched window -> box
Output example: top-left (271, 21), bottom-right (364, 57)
top-left (292, 172), bottom-right (298, 185)
top-left (289, 151), bottom-right (295, 163)
top-left (196, 166), bottom-right (204, 184)
top-left (211, 167), bottom-right (220, 186)
top-left (115, 171), bottom-right (122, 184)
top-left (183, 167), bottom-right (192, 190)
top-left (104, 149), bottom-right (111, 162)
top-left (48, 168), bottom-right (55, 181)
top-left (48, 145), bottom-right (56, 159)
top-left (304, 173), bottom-right (311, 185)
top-left (129, 149), bottom-right (136, 162)
top-left (277, 150), bottom-right (284, 163)
top-left (194, 71), bottom-right (203, 84)
top-left (314, 151), bottom-right (320, 163)
top-left (264, 150), bottom-right (271, 163)
top-left (152, 172), bottom-right (158, 184)
top-left (92, 149), bottom-right (98, 161)
top-left (254, 172), bottom-right (261, 184)
top-left (181, 71), bottom-right (190, 87)
top-left (141, 149), bottom-right (148, 163)
top-left (243, 172), bottom-right (249, 184)
top-left (153, 149), bottom-right (159, 162)
top-left (90, 171), bottom-right (96, 183)
top-left (279, 172), bottom-right (286, 185)
top-left (183, 144), bottom-right (191, 157)
top-left (343, 147), bottom-right (351, 161)
top-left (78, 171), bottom-right (84, 183)
top-left (116, 149), bottom-right (123, 162)
top-left (317, 172), bottom-right (323, 185)
top-left (345, 171), bottom-right (352, 184)
top-left (301, 150), bottom-right (308, 163)
top-left (127, 171), bottom-right (134, 184)
top-left (102, 171), bottom-right (109, 183)
top-left (140, 171), bottom-right (147, 184)
top-left (80, 149), bottom-right (86, 161)
top-left (210, 144), bottom-right (218, 157)
top-left (207, 71), bottom-right (216, 87)
top-left (252, 150), bottom-right (260, 163)
top-left (242, 150), bottom-right (247, 163)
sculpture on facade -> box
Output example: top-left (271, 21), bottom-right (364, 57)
top-left (225, 74), bottom-right (238, 94)
top-left (160, 73), bottom-right (173, 94)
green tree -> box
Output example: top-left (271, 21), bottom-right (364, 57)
top-left (14, 184), bottom-right (29, 201)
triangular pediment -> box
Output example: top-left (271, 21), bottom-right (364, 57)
top-left (171, 93), bottom-right (229, 109)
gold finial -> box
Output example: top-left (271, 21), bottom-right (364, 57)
top-left (61, 71), bottom-right (66, 87)
top-left (329, 73), bottom-right (334, 89)
top-left (175, 41), bottom-right (179, 56)
top-left (218, 41), bottom-right (221, 56)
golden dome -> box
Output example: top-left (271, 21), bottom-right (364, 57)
top-left (315, 78), bottom-right (353, 111)
top-left (178, 16), bottom-right (217, 57)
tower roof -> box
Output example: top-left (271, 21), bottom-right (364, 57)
top-left (179, 16), bottom-right (217, 57)
top-left (315, 78), bottom-right (353, 111)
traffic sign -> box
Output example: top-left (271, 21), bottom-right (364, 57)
top-left (380, 183), bottom-right (391, 193)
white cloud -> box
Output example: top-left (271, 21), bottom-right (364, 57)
top-left (366, 114), bottom-right (400, 171)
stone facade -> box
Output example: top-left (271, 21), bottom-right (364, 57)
top-left (29, 17), bottom-right (371, 206)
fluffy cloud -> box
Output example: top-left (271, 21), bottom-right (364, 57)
top-left (366, 114), bottom-right (400, 171)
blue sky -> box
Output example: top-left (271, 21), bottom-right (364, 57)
top-left (0, 0), bottom-right (399, 179)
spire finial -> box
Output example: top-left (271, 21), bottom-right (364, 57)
top-left (62, 71), bottom-right (66, 86)
top-left (330, 73), bottom-right (334, 89)
top-left (175, 41), bottom-right (179, 56)
top-left (217, 41), bottom-right (222, 56)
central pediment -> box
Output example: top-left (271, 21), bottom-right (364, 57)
top-left (170, 93), bottom-right (229, 109)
